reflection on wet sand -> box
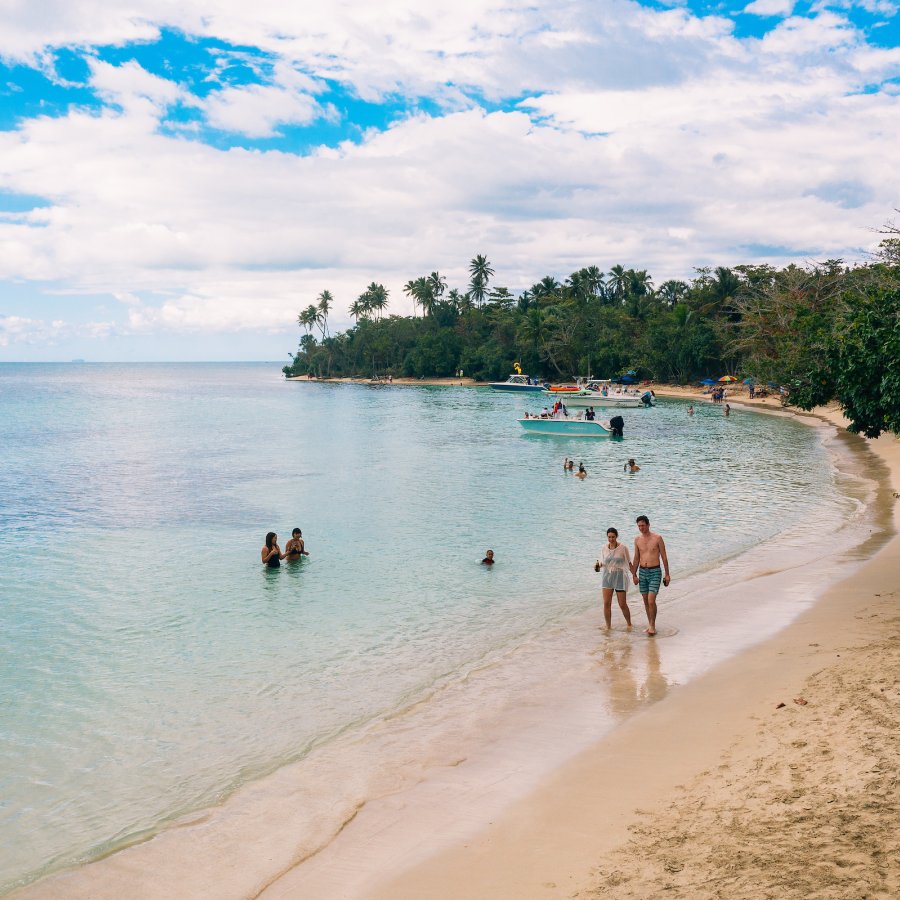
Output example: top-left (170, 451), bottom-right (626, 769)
top-left (596, 635), bottom-right (671, 717)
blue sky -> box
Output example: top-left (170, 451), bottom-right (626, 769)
top-left (0, 0), bottom-right (898, 360)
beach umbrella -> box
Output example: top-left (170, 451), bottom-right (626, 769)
top-left (718, 375), bottom-right (738, 383)
top-left (617, 375), bottom-right (637, 384)
top-left (742, 378), bottom-right (755, 385)
top-left (699, 378), bottom-right (716, 385)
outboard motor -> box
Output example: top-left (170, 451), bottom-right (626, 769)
top-left (609, 415), bottom-right (624, 438)
top-left (640, 391), bottom-right (654, 407)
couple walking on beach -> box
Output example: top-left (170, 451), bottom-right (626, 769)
top-left (595, 516), bottom-right (670, 636)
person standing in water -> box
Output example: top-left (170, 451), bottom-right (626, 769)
top-left (481, 550), bottom-right (495, 565)
top-left (285, 528), bottom-right (309, 559)
top-left (594, 527), bottom-right (633, 630)
top-left (631, 515), bottom-right (671, 636)
top-left (261, 532), bottom-right (285, 568)
top-left (624, 458), bottom-right (640, 473)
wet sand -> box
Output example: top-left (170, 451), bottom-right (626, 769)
top-left (14, 400), bottom-right (897, 899)
top-left (366, 404), bottom-right (900, 900)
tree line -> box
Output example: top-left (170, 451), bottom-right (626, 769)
top-left (284, 229), bottom-right (900, 437)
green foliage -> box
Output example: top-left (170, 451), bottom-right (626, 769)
top-left (284, 253), bottom-right (900, 436)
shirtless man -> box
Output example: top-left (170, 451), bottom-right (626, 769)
top-left (631, 515), bottom-right (670, 636)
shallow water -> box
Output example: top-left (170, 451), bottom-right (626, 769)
top-left (0, 364), bottom-right (868, 891)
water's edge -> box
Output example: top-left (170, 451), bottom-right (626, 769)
top-left (12, 400), bottom-right (893, 898)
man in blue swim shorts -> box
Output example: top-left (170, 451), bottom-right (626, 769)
top-left (631, 515), bottom-right (671, 636)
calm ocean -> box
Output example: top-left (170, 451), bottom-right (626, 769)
top-left (0, 363), bottom-right (862, 891)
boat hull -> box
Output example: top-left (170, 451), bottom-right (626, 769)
top-left (519, 418), bottom-right (611, 436)
top-left (490, 383), bottom-right (546, 392)
top-left (540, 390), bottom-right (648, 407)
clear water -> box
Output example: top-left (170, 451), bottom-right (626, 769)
top-left (0, 364), bottom-right (856, 891)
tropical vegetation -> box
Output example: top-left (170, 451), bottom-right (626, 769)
top-left (284, 230), bottom-right (900, 437)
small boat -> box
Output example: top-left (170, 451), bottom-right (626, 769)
top-left (519, 415), bottom-right (612, 437)
top-left (490, 374), bottom-right (547, 392)
top-left (541, 381), bottom-right (653, 408)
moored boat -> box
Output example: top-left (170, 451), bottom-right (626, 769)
top-left (519, 416), bottom-right (612, 436)
top-left (490, 374), bottom-right (547, 392)
top-left (541, 382), bottom-right (654, 407)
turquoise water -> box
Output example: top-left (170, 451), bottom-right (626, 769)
top-left (0, 363), bottom-right (852, 891)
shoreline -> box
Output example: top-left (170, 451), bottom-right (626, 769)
top-left (14, 399), bottom-right (896, 898)
top-left (365, 404), bottom-right (900, 900)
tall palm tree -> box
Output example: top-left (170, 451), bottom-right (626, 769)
top-left (298, 305), bottom-right (318, 336)
top-left (428, 271), bottom-right (447, 302)
top-left (468, 254), bottom-right (494, 306)
top-left (316, 290), bottom-right (333, 337)
top-left (403, 279), bottom-right (419, 317)
top-left (366, 282), bottom-right (389, 320)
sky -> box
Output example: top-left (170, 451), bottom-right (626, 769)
top-left (0, 0), bottom-right (898, 361)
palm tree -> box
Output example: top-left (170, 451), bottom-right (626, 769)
top-left (403, 279), bottom-right (419, 317)
top-left (366, 282), bottom-right (389, 320)
top-left (298, 305), bottom-right (319, 336)
top-left (348, 299), bottom-right (365, 323)
top-left (657, 280), bottom-right (689, 307)
top-left (428, 271), bottom-right (447, 301)
top-left (411, 276), bottom-right (435, 317)
top-left (468, 254), bottom-right (494, 306)
top-left (583, 265), bottom-right (605, 299)
top-left (608, 264), bottom-right (628, 303)
top-left (316, 290), bottom-right (333, 337)
top-left (446, 288), bottom-right (464, 313)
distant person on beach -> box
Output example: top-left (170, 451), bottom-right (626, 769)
top-left (285, 528), bottom-right (309, 559)
top-left (624, 458), bottom-right (640, 473)
top-left (594, 527), bottom-right (633, 630)
top-left (261, 532), bottom-right (284, 568)
top-left (631, 516), bottom-right (670, 636)
top-left (481, 550), bottom-right (495, 565)
top-left (576, 463), bottom-right (587, 479)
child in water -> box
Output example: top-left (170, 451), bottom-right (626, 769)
top-left (481, 550), bottom-right (495, 565)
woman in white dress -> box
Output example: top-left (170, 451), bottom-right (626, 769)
top-left (594, 527), bottom-right (633, 630)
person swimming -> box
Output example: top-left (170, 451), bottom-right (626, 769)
top-left (576, 463), bottom-right (587, 479)
top-left (481, 549), bottom-right (495, 565)
top-left (261, 532), bottom-right (284, 568)
top-left (624, 458), bottom-right (640, 473)
top-left (285, 528), bottom-right (309, 558)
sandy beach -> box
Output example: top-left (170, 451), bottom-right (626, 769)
top-left (13, 392), bottom-right (898, 900)
top-left (368, 400), bottom-right (900, 900)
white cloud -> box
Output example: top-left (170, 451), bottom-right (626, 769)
top-left (201, 63), bottom-right (334, 137)
top-left (0, 2), bottom-right (898, 348)
top-left (744, 0), bottom-right (795, 16)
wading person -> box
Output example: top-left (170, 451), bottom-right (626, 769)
top-left (594, 527), bottom-right (633, 630)
top-left (285, 528), bottom-right (309, 559)
top-left (261, 532), bottom-right (284, 568)
top-left (631, 515), bottom-right (671, 636)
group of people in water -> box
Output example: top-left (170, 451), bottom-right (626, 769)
top-left (261, 529), bottom-right (309, 568)
top-left (595, 516), bottom-right (671, 636)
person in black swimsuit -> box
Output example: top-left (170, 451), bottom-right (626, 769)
top-left (285, 528), bottom-right (309, 559)
top-left (261, 532), bottom-right (284, 568)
